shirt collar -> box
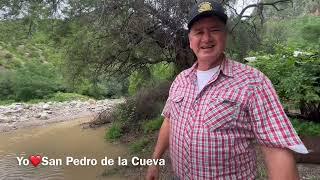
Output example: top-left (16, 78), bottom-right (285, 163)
top-left (184, 56), bottom-right (235, 78)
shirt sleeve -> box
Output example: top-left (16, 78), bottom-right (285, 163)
top-left (161, 78), bottom-right (178, 119)
top-left (161, 96), bottom-right (171, 119)
top-left (248, 76), bottom-right (308, 154)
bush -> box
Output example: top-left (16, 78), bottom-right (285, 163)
top-left (12, 60), bottom-right (65, 101)
top-left (129, 138), bottom-right (149, 154)
top-left (105, 123), bottom-right (122, 140)
top-left (47, 92), bottom-right (90, 102)
top-left (291, 118), bottom-right (320, 136)
top-left (249, 45), bottom-right (320, 121)
top-left (128, 62), bottom-right (174, 96)
top-left (104, 81), bottom-right (170, 136)
top-left (0, 70), bottom-right (15, 100)
top-left (143, 116), bottom-right (164, 133)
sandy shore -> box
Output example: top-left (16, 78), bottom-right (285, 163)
top-left (0, 99), bottom-right (123, 133)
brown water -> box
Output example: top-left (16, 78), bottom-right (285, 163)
top-left (0, 118), bottom-right (128, 180)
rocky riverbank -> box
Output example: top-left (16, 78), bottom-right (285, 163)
top-left (0, 99), bottom-right (124, 133)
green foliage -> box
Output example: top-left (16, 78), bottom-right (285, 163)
top-left (300, 24), bottom-right (320, 44)
top-left (129, 138), bottom-right (149, 154)
top-left (150, 62), bottom-right (175, 82)
top-left (250, 45), bottom-right (319, 104)
top-left (143, 116), bottom-right (164, 133)
top-left (128, 69), bottom-right (151, 96)
top-left (105, 81), bottom-right (170, 138)
top-left (0, 70), bottom-right (15, 100)
top-left (262, 16), bottom-right (320, 52)
top-left (105, 123), bottom-right (123, 141)
top-left (291, 119), bottom-right (320, 136)
top-left (250, 44), bottom-right (319, 121)
top-left (128, 63), bottom-right (174, 96)
top-left (12, 60), bottom-right (65, 101)
top-left (0, 62), bottom-right (64, 101)
top-left (46, 92), bottom-right (90, 102)
top-left (227, 21), bottom-right (261, 61)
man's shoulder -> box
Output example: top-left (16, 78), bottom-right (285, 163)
top-left (172, 67), bottom-right (193, 84)
top-left (227, 59), bottom-right (267, 84)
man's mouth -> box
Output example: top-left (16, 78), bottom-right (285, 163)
top-left (201, 45), bottom-right (215, 49)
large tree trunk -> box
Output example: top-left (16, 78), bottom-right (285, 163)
top-left (174, 29), bottom-right (196, 72)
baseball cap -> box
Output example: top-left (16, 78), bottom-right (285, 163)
top-left (187, 0), bottom-right (228, 30)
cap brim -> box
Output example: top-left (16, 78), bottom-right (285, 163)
top-left (188, 11), bottom-right (227, 30)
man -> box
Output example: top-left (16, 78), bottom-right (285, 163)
top-left (146, 0), bottom-right (308, 179)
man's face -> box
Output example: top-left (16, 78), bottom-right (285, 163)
top-left (188, 16), bottom-right (227, 63)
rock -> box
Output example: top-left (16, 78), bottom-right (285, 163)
top-left (69, 101), bottom-right (77, 107)
top-left (39, 113), bottom-right (49, 120)
top-left (24, 104), bottom-right (31, 109)
top-left (0, 98), bottom-right (123, 132)
top-left (42, 104), bottom-right (50, 110)
top-left (46, 111), bottom-right (53, 114)
top-left (88, 99), bottom-right (96, 105)
top-left (0, 116), bottom-right (7, 123)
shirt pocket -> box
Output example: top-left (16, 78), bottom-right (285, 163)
top-left (203, 97), bottom-right (240, 132)
top-left (170, 94), bottom-right (184, 121)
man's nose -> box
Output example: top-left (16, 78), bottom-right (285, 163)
top-left (202, 30), bottom-right (212, 42)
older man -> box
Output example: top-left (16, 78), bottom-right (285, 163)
top-left (146, 0), bottom-right (308, 179)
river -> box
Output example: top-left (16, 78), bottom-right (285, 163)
top-left (0, 118), bottom-right (128, 180)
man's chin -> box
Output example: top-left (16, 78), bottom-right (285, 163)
top-left (198, 54), bottom-right (219, 62)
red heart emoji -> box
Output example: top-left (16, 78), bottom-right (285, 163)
top-left (29, 155), bottom-right (42, 167)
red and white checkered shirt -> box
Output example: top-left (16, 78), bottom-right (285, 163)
top-left (162, 58), bottom-right (304, 179)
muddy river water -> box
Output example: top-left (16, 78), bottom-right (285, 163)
top-left (0, 118), bottom-right (128, 180)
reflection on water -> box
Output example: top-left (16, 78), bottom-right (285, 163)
top-left (0, 118), bottom-right (127, 180)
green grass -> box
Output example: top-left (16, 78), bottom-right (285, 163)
top-left (129, 138), bottom-right (149, 154)
top-left (0, 99), bottom-right (15, 106)
top-left (105, 123), bottom-right (122, 141)
top-left (143, 116), bottom-right (163, 133)
top-left (291, 118), bottom-right (320, 136)
top-left (27, 92), bottom-right (90, 104)
top-left (46, 92), bottom-right (90, 102)
top-left (0, 92), bottom-right (91, 105)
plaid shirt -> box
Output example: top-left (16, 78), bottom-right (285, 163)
top-left (162, 58), bottom-right (303, 179)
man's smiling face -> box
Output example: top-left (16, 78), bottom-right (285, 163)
top-left (188, 16), bottom-right (227, 65)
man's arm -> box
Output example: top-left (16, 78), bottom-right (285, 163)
top-left (261, 146), bottom-right (299, 180)
top-left (146, 118), bottom-right (170, 180)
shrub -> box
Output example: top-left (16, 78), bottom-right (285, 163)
top-left (105, 123), bottom-right (122, 140)
top-left (129, 138), bottom-right (149, 154)
top-left (143, 116), bottom-right (164, 133)
top-left (249, 45), bottom-right (319, 122)
top-left (0, 70), bottom-right (15, 100)
top-left (47, 92), bottom-right (90, 102)
top-left (4, 53), bottom-right (13, 59)
top-left (12, 60), bottom-right (65, 101)
top-left (291, 118), bottom-right (320, 136)
top-left (103, 81), bottom-right (170, 136)
top-left (133, 81), bottom-right (170, 121)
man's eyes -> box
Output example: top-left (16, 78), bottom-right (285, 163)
top-left (193, 29), bottom-right (222, 35)
top-left (210, 29), bottom-right (222, 32)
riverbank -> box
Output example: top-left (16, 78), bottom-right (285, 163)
top-left (0, 99), bottom-right (124, 133)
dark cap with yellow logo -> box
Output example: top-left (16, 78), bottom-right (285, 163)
top-left (188, 0), bottom-right (228, 30)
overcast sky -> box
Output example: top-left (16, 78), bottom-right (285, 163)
top-left (234, 0), bottom-right (260, 16)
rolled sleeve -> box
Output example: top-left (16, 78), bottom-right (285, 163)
top-left (161, 97), bottom-right (171, 119)
top-left (248, 76), bottom-right (308, 153)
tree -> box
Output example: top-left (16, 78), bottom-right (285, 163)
top-left (0, 0), bottom-right (297, 77)
top-left (62, 0), bottom-right (296, 77)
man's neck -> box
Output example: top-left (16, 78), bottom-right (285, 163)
top-left (197, 54), bottom-right (224, 71)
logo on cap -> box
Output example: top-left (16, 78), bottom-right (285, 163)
top-left (198, 2), bottom-right (213, 13)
